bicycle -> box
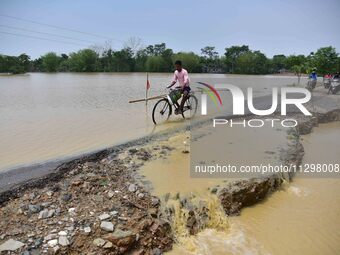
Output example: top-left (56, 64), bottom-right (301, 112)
top-left (152, 87), bottom-right (198, 125)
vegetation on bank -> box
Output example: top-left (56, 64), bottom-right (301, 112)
top-left (0, 44), bottom-right (339, 75)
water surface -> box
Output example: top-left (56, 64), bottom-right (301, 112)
top-left (0, 73), bottom-right (300, 171)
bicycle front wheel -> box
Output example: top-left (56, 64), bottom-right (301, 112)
top-left (182, 94), bottom-right (198, 119)
top-left (152, 98), bottom-right (172, 125)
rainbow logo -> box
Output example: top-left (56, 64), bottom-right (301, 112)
top-left (197, 82), bottom-right (223, 107)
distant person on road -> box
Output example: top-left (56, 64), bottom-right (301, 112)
top-left (309, 70), bottom-right (317, 81)
top-left (333, 72), bottom-right (340, 79)
top-left (167, 60), bottom-right (190, 114)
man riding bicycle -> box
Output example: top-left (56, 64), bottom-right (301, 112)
top-left (167, 60), bottom-right (190, 114)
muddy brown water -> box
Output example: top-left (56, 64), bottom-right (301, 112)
top-left (140, 121), bottom-right (340, 254)
top-left (0, 73), bottom-right (300, 171)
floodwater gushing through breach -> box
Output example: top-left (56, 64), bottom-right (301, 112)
top-left (163, 193), bottom-right (229, 254)
top-left (139, 128), bottom-right (286, 254)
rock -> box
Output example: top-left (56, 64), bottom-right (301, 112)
top-left (105, 229), bottom-right (135, 248)
top-left (46, 191), bottom-right (53, 196)
top-left (47, 209), bottom-right (55, 218)
top-left (41, 202), bottom-right (52, 208)
top-left (103, 241), bottom-right (113, 249)
top-left (0, 239), bottom-right (25, 252)
top-left (110, 211), bottom-right (118, 217)
top-left (137, 193), bottom-right (144, 198)
top-left (210, 187), bottom-right (218, 194)
top-left (151, 248), bottom-right (162, 255)
top-left (61, 193), bottom-right (72, 202)
top-left (93, 238), bottom-right (106, 247)
top-left (53, 245), bottom-right (60, 254)
top-left (44, 234), bottom-right (57, 241)
top-left (98, 213), bottom-right (111, 221)
top-left (151, 197), bottom-right (160, 206)
top-left (34, 238), bottom-right (43, 247)
top-left (58, 231), bottom-right (67, 236)
top-left (58, 236), bottom-right (70, 246)
top-left (28, 204), bottom-right (41, 214)
top-left (218, 178), bottom-right (283, 215)
top-left (107, 191), bottom-right (114, 198)
top-left (38, 209), bottom-right (54, 219)
top-left (100, 221), bottom-right (114, 232)
top-left (84, 227), bottom-right (91, 234)
top-left (21, 251), bottom-right (30, 255)
top-left (128, 184), bottom-right (137, 192)
top-left (68, 208), bottom-right (76, 215)
top-left (47, 239), bottom-right (58, 247)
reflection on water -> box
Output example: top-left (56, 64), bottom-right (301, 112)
top-left (0, 73), bottom-right (300, 171)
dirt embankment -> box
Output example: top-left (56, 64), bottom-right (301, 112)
top-left (0, 146), bottom-right (176, 255)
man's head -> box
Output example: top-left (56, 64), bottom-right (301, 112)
top-left (175, 60), bottom-right (182, 71)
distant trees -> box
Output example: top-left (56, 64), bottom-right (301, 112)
top-left (271, 54), bottom-right (287, 72)
top-left (41, 52), bottom-right (60, 72)
top-left (0, 53), bottom-right (30, 74)
top-left (1, 44), bottom-right (339, 75)
top-left (172, 52), bottom-right (201, 73)
top-left (308, 46), bottom-right (338, 75)
top-left (224, 45), bottom-right (250, 73)
top-left (234, 50), bottom-right (268, 74)
top-left (201, 46), bottom-right (220, 72)
top-left (68, 49), bottom-right (98, 72)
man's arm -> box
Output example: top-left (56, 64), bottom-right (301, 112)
top-left (167, 72), bottom-right (177, 88)
top-left (183, 70), bottom-right (189, 86)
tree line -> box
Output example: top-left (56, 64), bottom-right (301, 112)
top-left (0, 43), bottom-right (339, 75)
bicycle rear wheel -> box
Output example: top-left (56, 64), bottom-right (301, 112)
top-left (182, 94), bottom-right (198, 119)
top-left (152, 98), bottom-right (172, 124)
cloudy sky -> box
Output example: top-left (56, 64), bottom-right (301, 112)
top-left (0, 0), bottom-right (339, 59)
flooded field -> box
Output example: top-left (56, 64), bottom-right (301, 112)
top-left (0, 73), bottom-right (300, 171)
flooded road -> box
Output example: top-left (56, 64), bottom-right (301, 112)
top-left (0, 73), bottom-right (299, 171)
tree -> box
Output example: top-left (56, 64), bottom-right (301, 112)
top-left (68, 49), bottom-right (98, 72)
top-left (291, 65), bottom-right (306, 85)
top-left (201, 46), bottom-right (219, 72)
top-left (285, 55), bottom-right (306, 70)
top-left (235, 50), bottom-right (269, 74)
top-left (310, 46), bottom-right (338, 75)
top-left (272, 54), bottom-right (287, 72)
top-left (112, 47), bottom-right (134, 72)
top-left (172, 52), bottom-right (201, 73)
top-left (124, 36), bottom-right (143, 56)
top-left (41, 52), bottom-right (60, 72)
top-left (224, 45), bottom-right (250, 73)
top-left (145, 56), bottom-right (166, 72)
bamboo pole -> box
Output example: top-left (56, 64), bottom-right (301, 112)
top-left (129, 94), bottom-right (166, 103)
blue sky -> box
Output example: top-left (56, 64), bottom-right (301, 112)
top-left (0, 0), bottom-right (339, 59)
